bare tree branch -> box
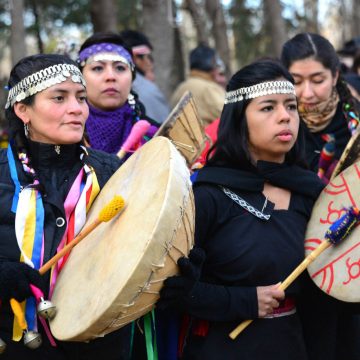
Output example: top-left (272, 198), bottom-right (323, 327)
top-left (183, 0), bottom-right (209, 45)
top-left (9, 0), bottom-right (26, 65)
top-left (90, 0), bottom-right (118, 32)
top-left (205, 0), bottom-right (231, 77)
top-left (263, 0), bottom-right (287, 58)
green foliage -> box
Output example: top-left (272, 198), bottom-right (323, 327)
top-left (230, 0), bottom-right (265, 67)
top-left (25, 0), bottom-right (90, 26)
top-left (117, 0), bottom-right (142, 30)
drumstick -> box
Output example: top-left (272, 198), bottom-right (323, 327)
top-left (39, 195), bottom-right (125, 275)
top-left (117, 120), bottom-right (151, 159)
top-left (229, 206), bottom-right (360, 340)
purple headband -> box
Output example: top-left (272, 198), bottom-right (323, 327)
top-left (78, 42), bottom-right (134, 69)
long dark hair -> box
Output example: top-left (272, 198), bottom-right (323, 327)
top-left (207, 59), bottom-right (306, 169)
top-left (281, 33), bottom-right (360, 128)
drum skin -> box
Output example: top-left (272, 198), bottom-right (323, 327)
top-left (50, 137), bottom-right (194, 341)
top-left (305, 161), bottom-right (360, 302)
top-left (155, 91), bottom-right (207, 167)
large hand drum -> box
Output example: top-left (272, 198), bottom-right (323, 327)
top-left (155, 91), bottom-right (207, 167)
top-left (305, 161), bottom-right (360, 302)
top-left (49, 137), bottom-right (194, 341)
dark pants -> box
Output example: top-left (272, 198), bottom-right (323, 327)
top-left (0, 324), bottom-right (131, 360)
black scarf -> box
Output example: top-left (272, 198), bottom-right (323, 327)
top-left (193, 161), bottom-right (324, 200)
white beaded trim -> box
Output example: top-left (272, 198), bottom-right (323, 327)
top-left (82, 52), bottom-right (134, 70)
top-left (224, 80), bottom-right (295, 104)
top-left (5, 64), bottom-right (86, 109)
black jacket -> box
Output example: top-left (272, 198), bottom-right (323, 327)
top-left (0, 142), bottom-right (131, 360)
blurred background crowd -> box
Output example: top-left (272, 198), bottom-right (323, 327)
top-left (0, 0), bottom-right (360, 147)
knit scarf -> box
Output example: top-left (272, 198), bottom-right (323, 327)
top-left (298, 89), bottom-right (339, 133)
top-left (86, 102), bottom-right (134, 154)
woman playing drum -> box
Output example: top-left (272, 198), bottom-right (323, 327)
top-left (0, 54), bottom-right (130, 359)
top-left (281, 33), bottom-right (360, 183)
top-left (78, 32), bottom-right (158, 155)
top-left (158, 59), bottom-right (324, 359)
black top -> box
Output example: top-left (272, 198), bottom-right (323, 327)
top-left (180, 163), bottom-right (323, 360)
top-left (0, 142), bottom-right (131, 360)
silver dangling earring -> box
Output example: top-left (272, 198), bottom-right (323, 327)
top-left (127, 93), bottom-right (135, 107)
top-left (24, 123), bottom-right (29, 138)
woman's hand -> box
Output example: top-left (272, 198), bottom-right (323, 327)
top-left (0, 261), bottom-right (44, 302)
top-left (157, 247), bottom-right (206, 310)
top-left (256, 283), bottom-right (284, 318)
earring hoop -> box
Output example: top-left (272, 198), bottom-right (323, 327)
top-left (24, 123), bottom-right (29, 138)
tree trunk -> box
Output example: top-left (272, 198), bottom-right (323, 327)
top-left (205, 0), bottom-right (231, 77)
top-left (9, 0), bottom-right (26, 66)
top-left (183, 0), bottom-right (209, 45)
top-left (303, 0), bottom-right (319, 33)
top-left (142, 0), bottom-right (176, 100)
top-left (263, 0), bottom-right (287, 58)
top-left (90, 0), bottom-right (118, 32)
top-left (351, 0), bottom-right (360, 39)
top-left (29, 0), bottom-right (44, 53)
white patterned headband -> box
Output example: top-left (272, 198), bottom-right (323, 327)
top-left (5, 63), bottom-right (85, 109)
top-left (78, 43), bottom-right (135, 71)
top-left (224, 80), bottom-right (296, 104)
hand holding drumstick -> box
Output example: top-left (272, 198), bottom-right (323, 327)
top-left (229, 206), bottom-right (360, 340)
top-left (257, 283), bottom-right (284, 318)
top-left (117, 120), bottom-right (151, 159)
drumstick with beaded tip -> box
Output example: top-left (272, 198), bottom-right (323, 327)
top-left (117, 120), bottom-right (151, 159)
top-left (39, 195), bottom-right (125, 275)
top-left (229, 206), bottom-right (360, 340)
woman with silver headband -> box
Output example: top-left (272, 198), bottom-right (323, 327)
top-left (0, 54), bottom-right (131, 359)
top-left (157, 59), bottom-right (324, 359)
top-left (78, 32), bottom-right (158, 156)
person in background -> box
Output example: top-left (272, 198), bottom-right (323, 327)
top-left (281, 32), bottom-right (360, 360)
top-left (78, 32), bottom-right (158, 155)
top-left (0, 53), bottom-right (130, 359)
top-left (213, 56), bottom-right (227, 89)
top-left (344, 73), bottom-right (360, 102)
top-left (171, 44), bottom-right (225, 126)
top-left (351, 51), bottom-right (360, 75)
top-left (281, 32), bottom-right (360, 183)
top-left (337, 37), bottom-right (360, 73)
top-left (0, 128), bottom-right (8, 148)
top-left (120, 29), bottom-right (170, 124)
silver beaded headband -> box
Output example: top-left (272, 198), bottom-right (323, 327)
top-left (84, 53), bottom-right (134, 71)
top-left (224, 80), bottom-right (296, 104)
top-left (5, 64), bottom-right (86, 109)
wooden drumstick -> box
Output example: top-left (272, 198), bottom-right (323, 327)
top-left (117, 120), bottom-right (151, 159)
top-left (229, 206), bottom-right (360, 340)
top-left (39, 195), bottom-right (125, 275)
